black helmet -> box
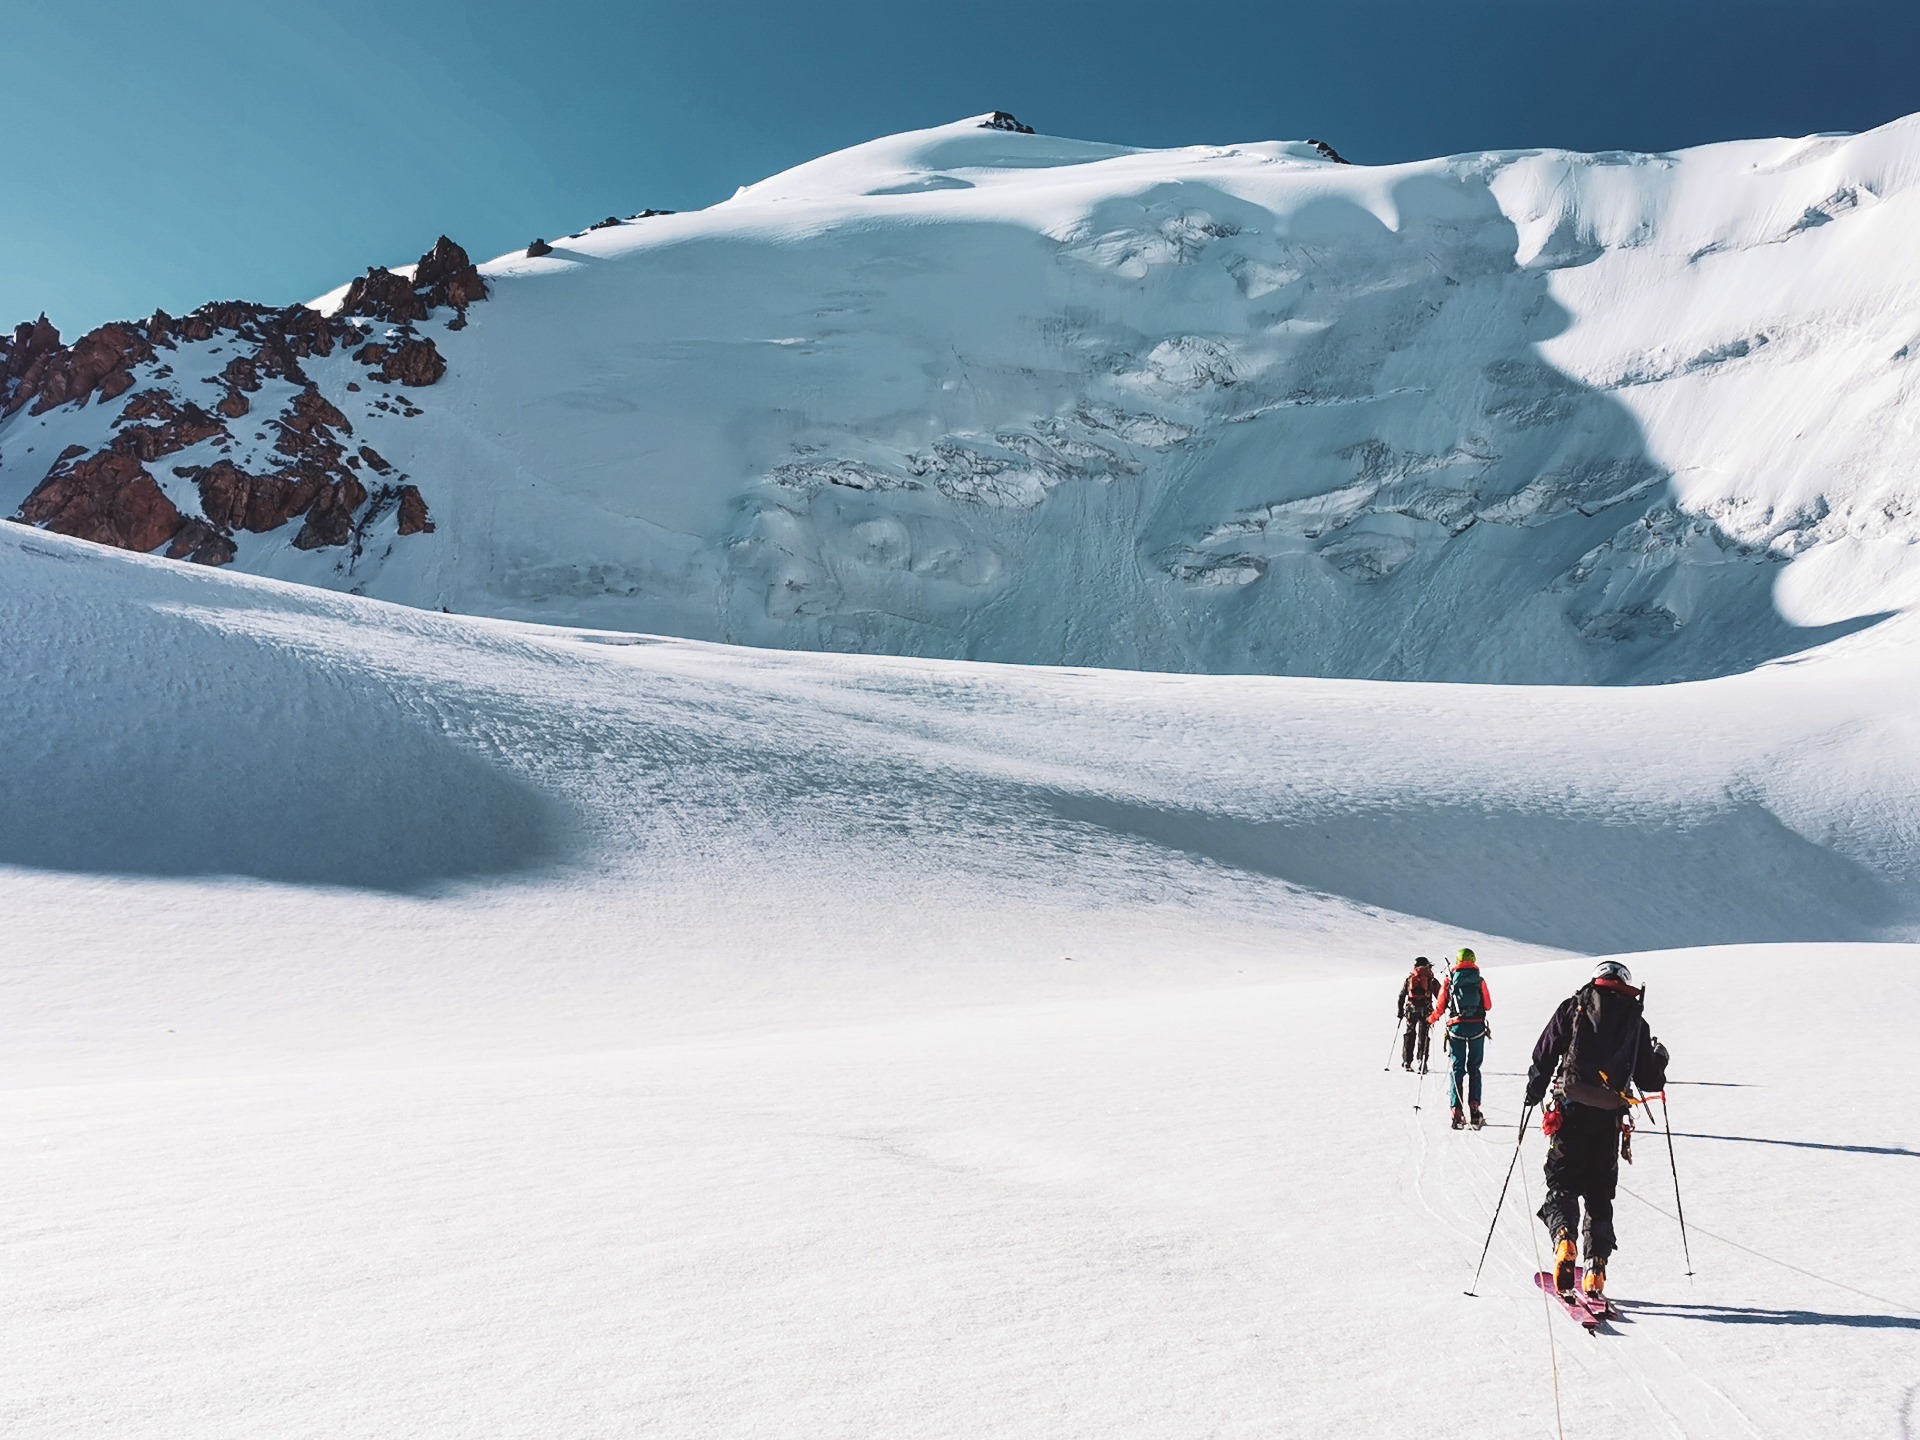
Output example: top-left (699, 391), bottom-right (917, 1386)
top-left (1413, 956), bottom-right (1432, 968)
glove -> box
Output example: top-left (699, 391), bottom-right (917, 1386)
top-left (1524, 1079), bottom-right (1547, 1108)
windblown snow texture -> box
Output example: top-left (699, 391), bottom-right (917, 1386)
top-left (5, 520), bottom-right (1919, 1437)
top-left (9, 114), bottom-right (1920, 680)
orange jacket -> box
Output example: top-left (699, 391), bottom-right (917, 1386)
top-left (1428, 963), bottom-right (1493, 1026)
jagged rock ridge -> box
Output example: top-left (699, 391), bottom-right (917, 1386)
top-left (1, 236), bottom-right (485, 566)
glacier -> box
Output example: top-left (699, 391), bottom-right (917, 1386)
top-left (9, 113), bottom-right (1920, 680)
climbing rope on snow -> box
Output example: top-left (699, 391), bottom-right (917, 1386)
top-left (1516, 1137), bottom-right (1567, 1440)
top-left (1616, 1183), bottom-right (1920, 1318)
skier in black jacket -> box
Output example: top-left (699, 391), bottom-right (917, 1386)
top-left (1523, 959), bottom-right (1670, 1300)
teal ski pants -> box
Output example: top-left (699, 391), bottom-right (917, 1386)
top-left (1446, 1028), bottom-right (1486, 1110)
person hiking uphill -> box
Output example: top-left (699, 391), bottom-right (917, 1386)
top-left (1523, 959), bottom-right (1671, 1301)
top-left (1395, 957), bottom-right (1440, 1072)
top-left (1428, 948), bottom-right (1491, 1129)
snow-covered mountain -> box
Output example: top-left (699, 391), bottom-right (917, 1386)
top-left (9, 112), bottom-right (1920, 682)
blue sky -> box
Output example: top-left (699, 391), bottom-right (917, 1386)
top-left (6, 0), bottom-right (1918, 334)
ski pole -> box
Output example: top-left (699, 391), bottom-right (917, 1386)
top-left (1384, 1014), bottom-right (1405, 1072)
top-left (1656, 1090), bottom-right (1695, 1276)
top-left (1414, 1031), bottom-right (1430, 1110)
top-left (1466, 1102), bottom-right (1535, 1295)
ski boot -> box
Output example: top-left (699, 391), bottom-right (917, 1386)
top-left (1402, 1060), bottom-right (1413, 1072)
top-left (1582, 1260), bottom-right (1607, 1305)
top-left (1469, 1107), bottom-right (1486, 1130)
top-left (1552, 1235), bottom-right (1578, 1293)
top-left (1450, 1106), bottom-right (1466, 1130)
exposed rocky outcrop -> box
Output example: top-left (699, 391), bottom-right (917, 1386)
top-left (186, 458), bottom-right (325, 535)
top-left (575, 210), bottom-right (675, 238)
top-left (1307, 138), bottom-right (1351, 164)
top-left (0, 315), bottom-right (63, 411)
top-left (164, 518), bottom-right (238, 566)
top-left (395, 484), bottom-right (433, 535)
top-left (110, 391), bottom-right (224, 461)
top-left (17, 450), bottom-right (184, 552)
top-left (356, 335), bottom-right (446, 387)
top-left (981, 112), bottom-right (1035, 134)
top-left (5, 321), bottom-right (154, 416)
top-left (292, 473), bottom-right (369, 550)
top-left (3, 235), bottom-right (480, 566)
top-left (339, 236), bottom-right (487, 324)
top-left (411, 235), bottom-right (489, 310)
top-left (526, 238), bottom-right (554, 258)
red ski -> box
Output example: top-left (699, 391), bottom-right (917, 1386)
top-left (1533, 1270), bottom-right (1603, 1332)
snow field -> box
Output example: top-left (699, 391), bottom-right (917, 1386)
top-left (5, 524), bottom-right (1920, 1435)
top-left (11, 949), bottom-right (1917, 1438)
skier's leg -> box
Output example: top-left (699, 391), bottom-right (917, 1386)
top-left (1537, 1128), bottom-right (1581, 1287)
top-left (1537, 1129), bottom-right (1580, 1239)
top-left (1401, 1017), bottom-right (1417, 1068)
top-left (1466, 1032), bottom-right (1485, 1108)
top-left (1416, 1022), bottom-right (1431, 1070)
top-left (1583, 1117), bottom-right (1621, 1266)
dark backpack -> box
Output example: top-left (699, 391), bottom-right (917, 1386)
top-left (1449, 970), bottom-right (1487, 1026)
top-left (1565, 982), bottom-right (1644, 1091)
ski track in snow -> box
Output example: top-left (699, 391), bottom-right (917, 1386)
top-left (5, 523), bottom-right (1920, 1436)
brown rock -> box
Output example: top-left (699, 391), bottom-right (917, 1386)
top-left (395, 484), bottom-right (434, 535)
top-left (526, 238), bottom-right (554, 258)
top-left (173, 300), bottom-right (270, 343)
top-left (273, 387), bottom-right (353, 461)
top-left (369, 335), bottom-right (446, 387)
top-left (10, 321), bottom-right (156, 416)
top-left (1, 315), bottom-right (63, 408)
top-left (292, 475), bottom-right (369, 549)
top-left (184, 459), bottom-right (326, 534)
top-left (17, 450), bottom-right (185, 553)
top-left (337, 235), bottom-right (487, 324)
top-left (358, 445), bottom-right (393, 474)
top-left (109, 396), bottom-right (224, 461)
top-left (413, 235), bottom-right (488, 310)
top-left (266, 304), bottom-right (340, 359)
top-left (340, 266), bottom-right (430, 324)
top-left (164, 518), bottom-right (237, 566)
top-left (116, 389), bottom-right (179, 425)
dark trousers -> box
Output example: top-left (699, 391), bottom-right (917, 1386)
top-left (1537, 1102), bottom-right (1621, 1260)
top-left (1401, 1018), bottom-right (1432, 1068)
top-left (1445, 1026), bottom-right (1485, 1109)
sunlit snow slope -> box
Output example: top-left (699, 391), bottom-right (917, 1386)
top-left (9, 114), bottom-right (1920, 680)
top-left (6, 521), bottom-right (1920, 1438)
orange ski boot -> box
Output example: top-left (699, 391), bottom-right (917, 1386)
top-left (1582, 1260), bottom-right (1607, 1306)
top-left (1552, 1235), bottom-right (1578, 1293)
